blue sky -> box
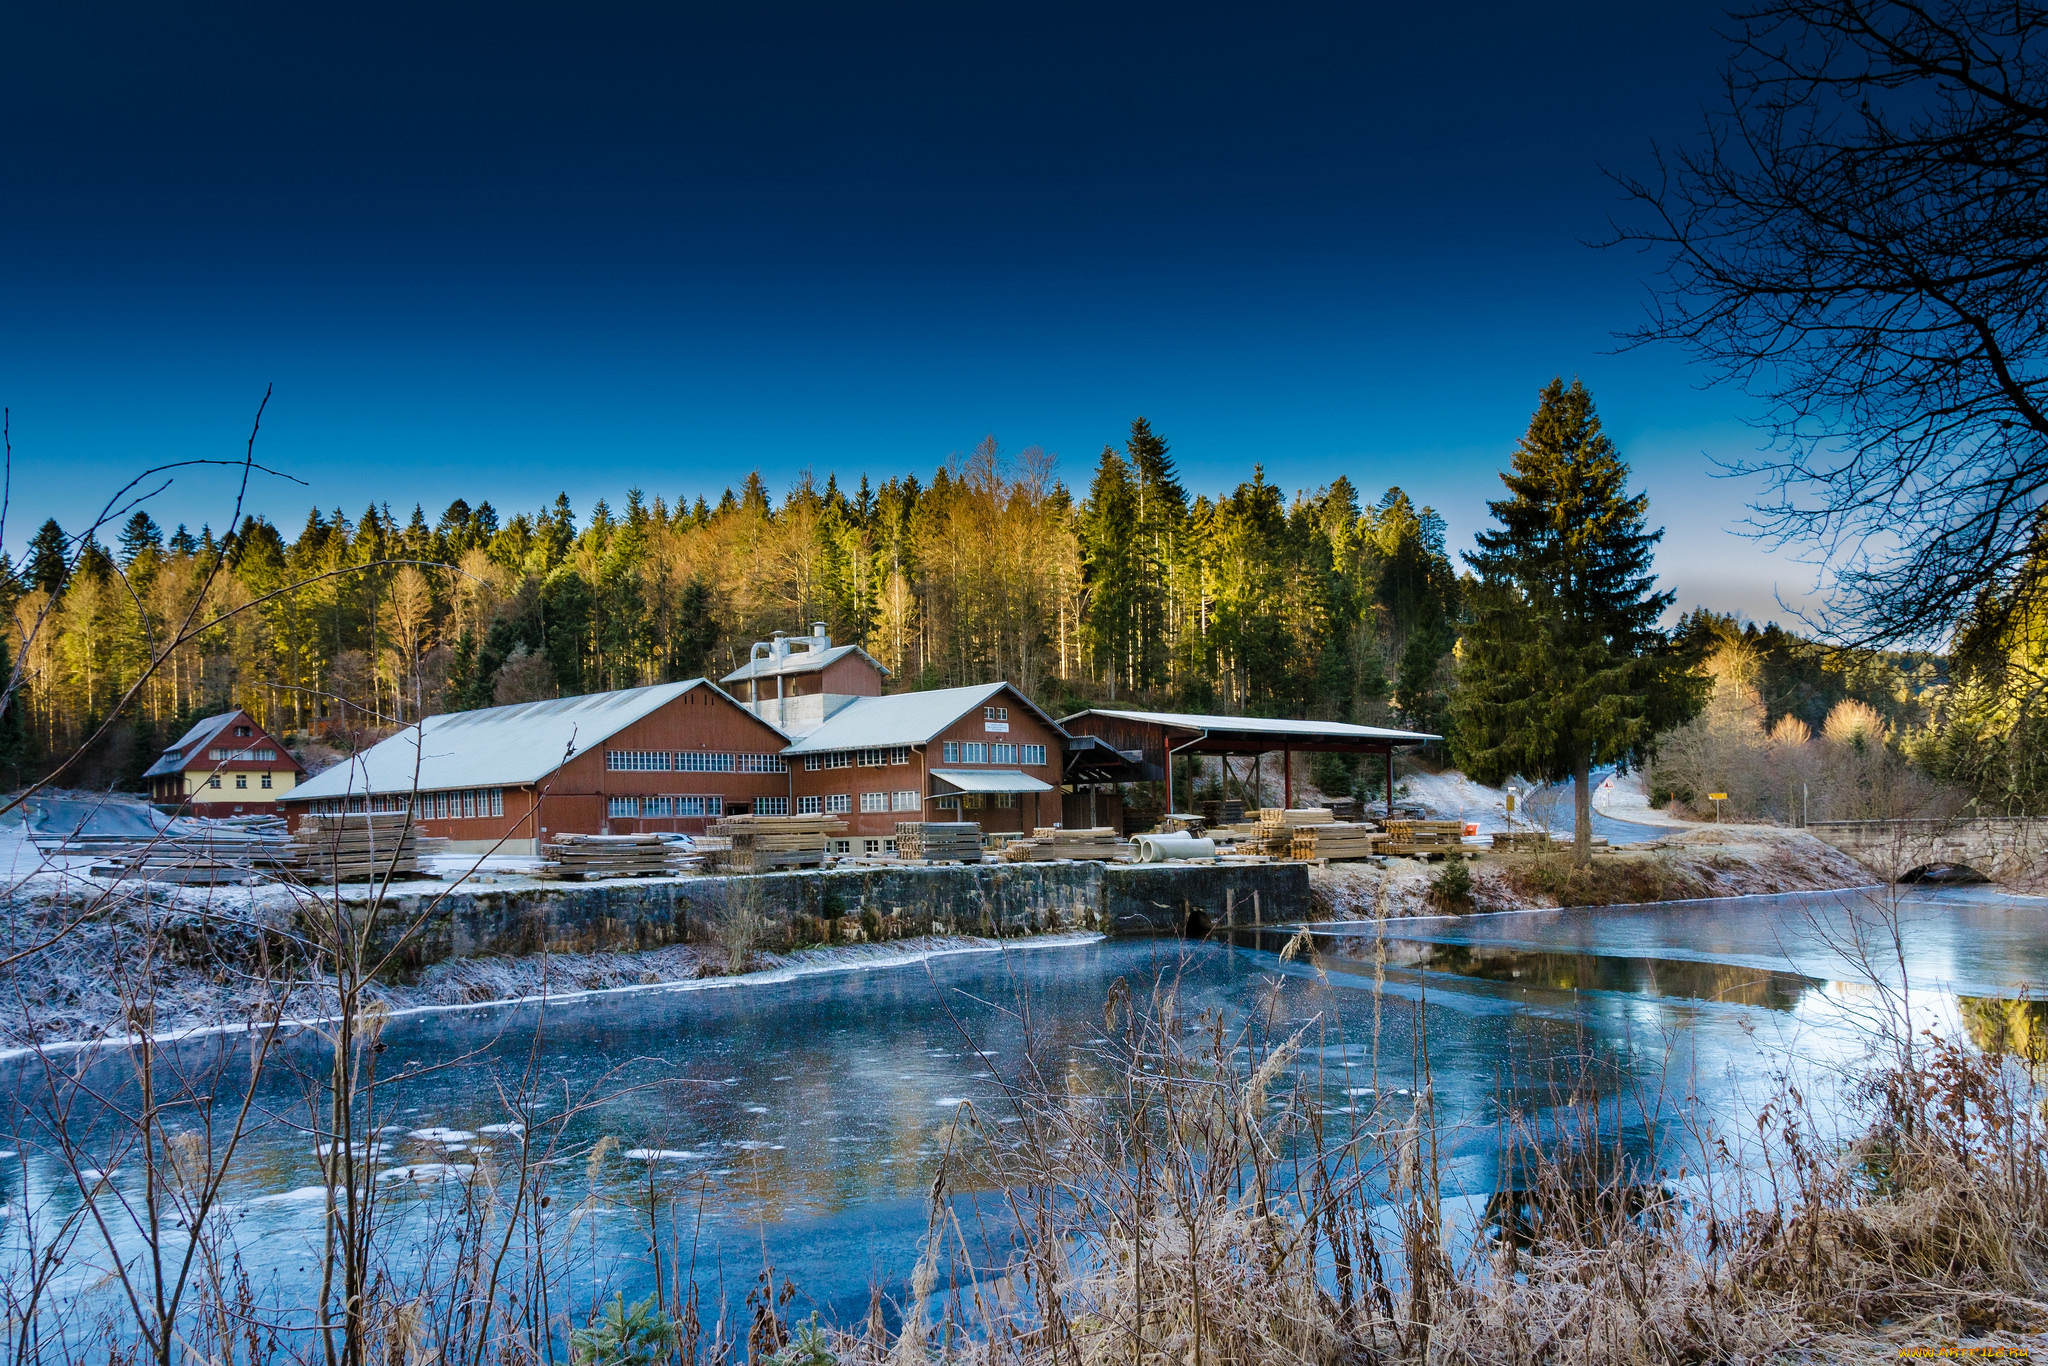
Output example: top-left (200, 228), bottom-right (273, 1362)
top-left (0, 1), bottom-right (1823, 624)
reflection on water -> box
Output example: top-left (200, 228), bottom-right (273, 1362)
top-left (1216, 925), bottom-right (1826, 1010)
top-left (1959, 996), bottom-right (2048, 1064)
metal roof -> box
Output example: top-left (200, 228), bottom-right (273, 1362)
top-left (290, 679), bottom-right (774, 800)
top-left (143, 710), bottom-right (302, 778)
top-left (928, 767), bottom-right (1055, 794)
top-left (720, 643), bottom-right (890, 684)
top-left (780, 682), bottom-right (1065, 754)
top-left (1060, 708), bottom-right (1438, 745)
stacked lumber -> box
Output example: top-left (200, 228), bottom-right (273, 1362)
top-left (706, 814), bottom-right (846, 873)
top-left (1326, 797), bottom-right (1363, 822)
top-left (1289, 822), bottom-right (1385, 861)
top-left (1382, 819), bottom-right (1474, 860)
top-left (535, 834), bottom-right (682, 880)
top-left (77, 815), bottom-right (301, 884)
top-left (1492, 830), bottom-right (1551, 850)
top-left (286, 814), bottom-right (440, 882)
top-left (895, 822), bottom-right (984, 862)
top-left (999, 826), bottom-right (1129, 862)
top-left (1157, 813), bottom-right (1208, 836)
top-left (1252, 807), bottom-right (1334, 856)
top-left (1221, 799), bottom-right (1246, 824)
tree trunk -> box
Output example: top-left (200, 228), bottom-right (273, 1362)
top-left (1573, 754), bottom-right (1593, 870)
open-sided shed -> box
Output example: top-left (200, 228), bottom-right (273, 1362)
top-left (1058, 708), bottom-right (1439, 816)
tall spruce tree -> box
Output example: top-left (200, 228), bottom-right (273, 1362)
top-left (1453, 378), bottom-right (1703, 867)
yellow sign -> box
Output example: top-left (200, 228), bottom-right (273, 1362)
top-left (1708, 792), bottom-right (1727, 801)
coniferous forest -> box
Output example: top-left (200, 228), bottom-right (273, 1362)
top-left (4, 419), bottom-right (1464, 790)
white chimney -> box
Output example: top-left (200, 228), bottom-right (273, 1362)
top-left (812, 622), bottom-right (831, 652)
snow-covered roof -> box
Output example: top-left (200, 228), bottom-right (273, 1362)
top-left (290, 680), bottom-right (774, 799)
top-left (721, 643), bottom-right (890, 684)
top-left (1060, 708), bottom-right (1438, 744)
top-left (780, 682), bottom-right (1065, 754)
top-left (929, 768), bottom-right (1055, 794)
top-left (143, 710), bottom-right (300, 778)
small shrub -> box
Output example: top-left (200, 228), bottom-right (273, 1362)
top-left (1431, 857), bottom-right (1473, 909)
top-left (570, 1293), bottom-right (679, 1366)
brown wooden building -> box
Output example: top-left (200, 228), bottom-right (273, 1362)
top-left (781, 681), bottom-right (1068, 853)
top-left (720, 623), bottom-right (888, 736)
top-left (281, 680), bottom-right (793, 852)
top-left (143, 709), bottom-right (307, 817)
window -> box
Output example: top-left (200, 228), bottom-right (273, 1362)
top-left (461, 790), bottom-right (475, 819)
top-left (260, 773), bottom-right (273, 789)
top-left (608, 796), bottom-right (640, 818)
top-left (674, 796), bottom-right (722, 817)
top-left (888, 746), bottom-right (910, 765)
top-left (829, 839), bottom-right (853, 854)
top-left (808, 751), bottom-right (852, 770)
top-left (234, 725), bottom-right (251, 737)
top-left (492, 789), bottom-right (504, 818)
top-left (993, 743), bottom-right (1016, 765)
top-left (824, 793), bottom-right (852, 813)
top-left (857, 748), bottom-right (885, 767)
top-left (961, 793), bottom-right (986, 810)
top-left (942, 742), bottom-right (959, 763)
top-left (756, 796), bottom-right (789, 816)
top-left (608, 750), bottom-right (672, 771)
top-left (893, 790), bottom-right (919, 811)
top-left (862, 838), bottom-right (886, 856)
top-left (995, 793), bottom-right (1018, 808)
top-left (797, 795), bottom-right (821, 814)
top-left (963, 743), bottom-right (987, 764)
top-left (234, 774), bottom-right (248, 789)
top-left (208, 775), bottom-right (221, 789)
top-left (209, 747), bottom-right (277, 761)
top-left (643, 796), bottom-right (675, 817)
top-left (984, 705), bottom-right (1008, 721)
top-left (860, 791), bottom-right (889, 812)
top-left (735, 753), bottom-right (787, 773)
top-left (935, 794), bottom-right (960, 810)
top-left (804, 754), bottom-right (820, 771)
top-left (1022, 744), bottom-right (1047, 767)
top-left (675, 751), bottom-right (732, 772)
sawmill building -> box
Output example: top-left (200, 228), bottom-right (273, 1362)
top-left (281, 679), bottom-right (793, 852)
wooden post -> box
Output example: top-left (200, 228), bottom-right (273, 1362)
top-left (1284, 746), bottom-right (1293, 809)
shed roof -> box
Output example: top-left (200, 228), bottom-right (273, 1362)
top-left (1061, 708), bottom-right (1437, 747)
top-left (290, 680), bottom-right (772, 800)
top-left (928, 768), bottom-right (1055, 794)
top-left (721, 643), bottom-right (890, 684)
top-left (780, 682), bottom-right (1065, 754)
top-left (142, 710), bottom-right (303, 779)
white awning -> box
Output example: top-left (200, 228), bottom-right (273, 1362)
top-left (928, 768), bottom-right (1055, 795)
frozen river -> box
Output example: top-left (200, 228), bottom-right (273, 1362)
top-left (1, 883), bottom-right (2040, 1328)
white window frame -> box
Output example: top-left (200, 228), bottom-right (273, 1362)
top-left (797, 795), bottom-right (821, 814)
top-left (993, 743), bottom-right (1016, 764)
top-left (963, 742), bottom-right (987, 764)
top-left (824, 793), bottom-right (852, 813)
top-left (942, 741), bottom-right (959, 763)
top-left (755, 796), bottom-right (789, 816)
top-left (608, 796), bottom-right (640, 818)
top-left (892, 790), bottom-right (919, 810)
top-left (888, 745), bottom-right (910, 765)
top-left (859, 791), bottom-right (889, 813)
top-left (858, 748), bottom-right (886, 767)
top-left (1021, 743), bottom-right (1047, 766)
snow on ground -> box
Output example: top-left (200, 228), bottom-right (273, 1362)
top-left (1398, 767), bottom-right (1692, 843)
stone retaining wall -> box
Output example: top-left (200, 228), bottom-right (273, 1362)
top-left (332, 861), bottom-right (1310, 981)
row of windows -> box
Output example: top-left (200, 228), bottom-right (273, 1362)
top-left (605, 750), bottom-right (787, 773)
top-left (802, 746), bottom-right (911, 771)
top-left (206, 772), bottom-right (274, 791)
top-left (608, 795), bottom-right (724, 818)
top-left (307, 790), bottom-right (504, 817)
top-left (939, 742), bottom-right (1046, 766)
top-left (935, 793), bottom-right (1018, 809)
top-left (793, 791), bottom-right (923, 813)
top-left (208, 746), bottom-right (279, 762)
top-left (755, 797), bottom-right (789, 815)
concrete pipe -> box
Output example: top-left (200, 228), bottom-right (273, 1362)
top-left (1133, 833), bottom-right (1217, 863)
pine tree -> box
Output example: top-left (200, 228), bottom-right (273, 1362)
top-left (117, 512), bottom-right (163, 566)
top-left (25, 519), bottom-right (67, 594)
top-left (1453, 378), bottom-right (1704, 866)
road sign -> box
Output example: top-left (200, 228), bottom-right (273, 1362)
top-left (1707, 792), bottom-right (1727, 801)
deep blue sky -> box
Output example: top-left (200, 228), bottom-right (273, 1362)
top-left (0, 1), bottom-right (1816, 622)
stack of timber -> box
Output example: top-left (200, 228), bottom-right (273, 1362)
top-left (286, 814), bottom-right (442, 882)
top-left (1288, 822), bottom-right (1386, 862)
top-left (998, 826), bottom-right (1129, 862)
top-left (535, 834), bottom-right (686, 881)
top-left (1157, 813), bottom-right (1208, 836)
top-left (79, 816), bottom-right (302, 885)
top-left (1221, 798), bottom-right (1247, 824)
top-left (1325, 797), bottom-right (1363, 822)
top-left (894, 822), bottom-right (985, 863)
top-left (1251, 807), bottom-right (1334, 856)
top-left (707, 814), bottom-right (846, 873)
top-left (1382, 819), bottom-right (1476, 861)
top-left (1491, 830), bottom-right (1551, 850)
